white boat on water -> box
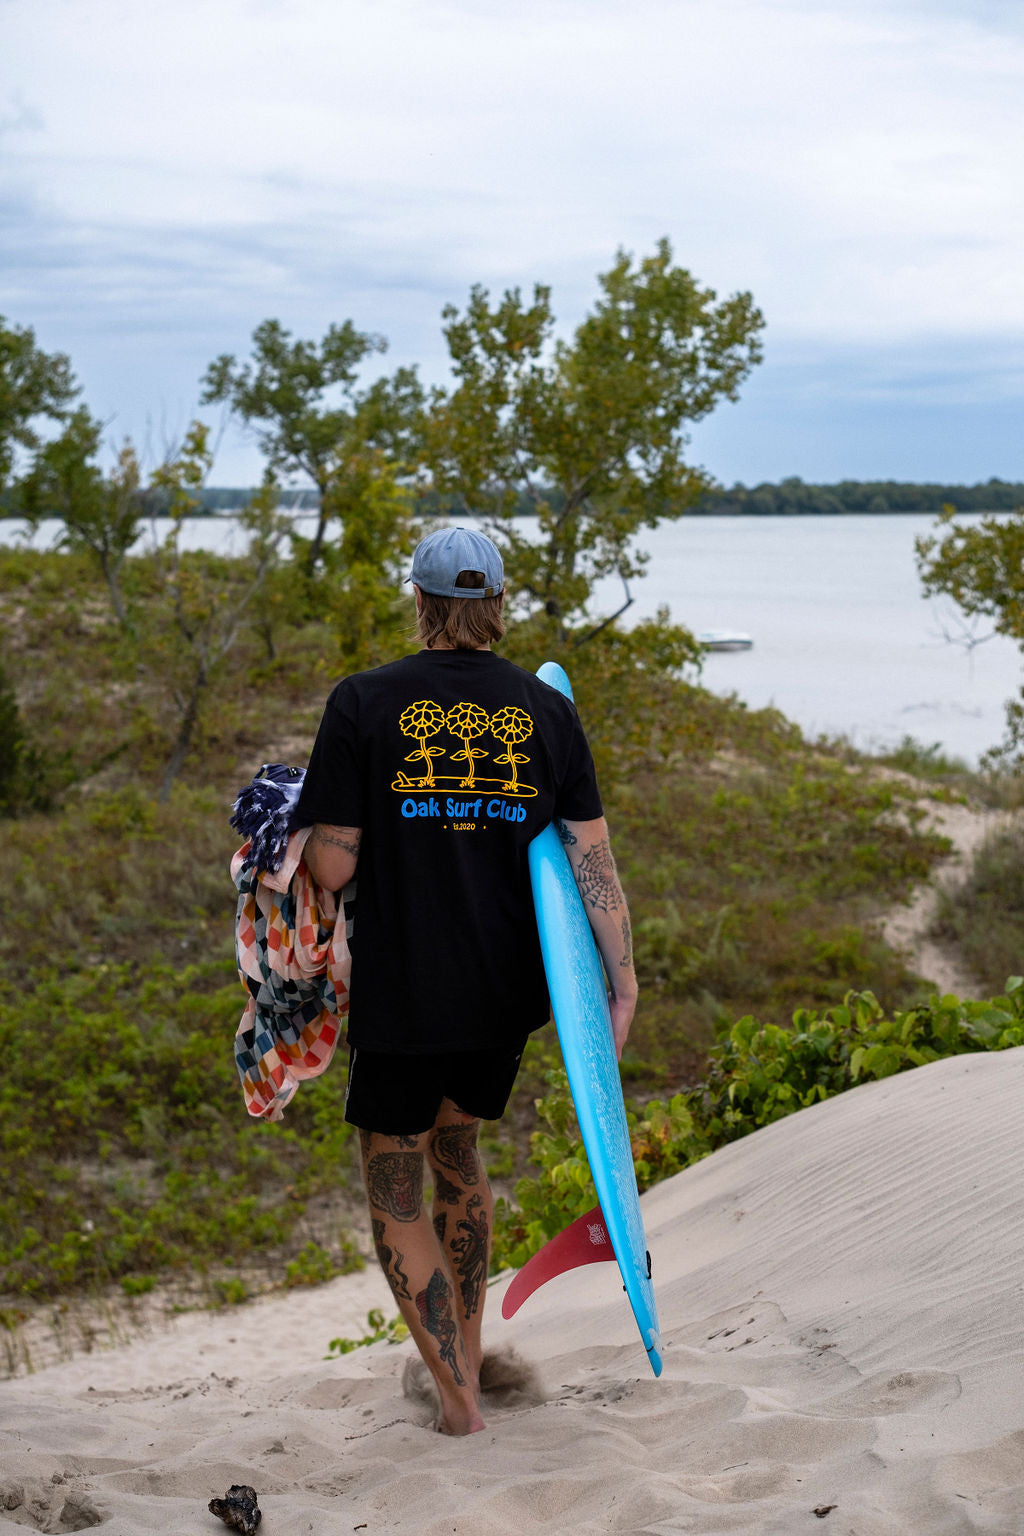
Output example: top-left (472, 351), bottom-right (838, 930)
top-left (697, 630), bottom-right (754, 652)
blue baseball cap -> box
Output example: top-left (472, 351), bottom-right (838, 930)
top-left (408, 526), bottom-right (505, 599)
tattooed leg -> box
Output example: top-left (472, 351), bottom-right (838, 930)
top-left (364, 1145), bottom-right (424, 1221)
top-left (415, 1268), bottom-right (465, 1385)
top-left (427, 1102), bottom-right (494, 1386)
top-left (429, 1120), bottom-right (482, 1186)
top-left (433, 1167), bottom-right (463, 1206)
top-left (359, 1126), bottom-right (483, 1435)
top-left (450, 1194), bottom-right (489, 1320)
top-left (371, 1217), bottom-right (411, 1301)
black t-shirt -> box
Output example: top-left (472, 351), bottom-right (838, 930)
top-left (294, 648), bottom-right (603, 1053)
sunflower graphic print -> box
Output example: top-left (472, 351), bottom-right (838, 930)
top-left (392, 699), bottom-right (538, 798)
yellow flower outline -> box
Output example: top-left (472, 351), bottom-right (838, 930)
top-left (445, 701), bottom-right (491, 788)
top-left (490, 705), bottom-right (534, 793)
top-left (399, 699), bottom-right (447, 787)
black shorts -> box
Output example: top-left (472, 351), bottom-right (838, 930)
top-left (344, 1041), bottom-right (527, 1136)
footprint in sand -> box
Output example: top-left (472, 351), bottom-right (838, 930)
top-left (0, 1477), bottom-right (104, 1531)
top-left (670, 1299), bottom-right (790, 1354)
top-left (810, 1367), bottom-right (962, 1418)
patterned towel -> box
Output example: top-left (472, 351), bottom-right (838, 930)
top-left (230, 766), bottom-right (354, 1122)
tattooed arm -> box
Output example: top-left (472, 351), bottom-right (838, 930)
top-left (556, 815), bottom-right (638, 1059)
top-left (303, 823), bottom-right (361, 891)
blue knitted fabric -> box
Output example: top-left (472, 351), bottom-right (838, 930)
top-left (230, 763), bottom-right (305, 874)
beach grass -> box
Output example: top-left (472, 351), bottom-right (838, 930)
top-left (930, 820), bottom-right (1024, 992)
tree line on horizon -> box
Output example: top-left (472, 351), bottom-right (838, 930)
top-left (78, 475), bottom-right (1023, 519)
top-left (88, 473), bottom-right (1024, 522)
top-left (692, 476), bottom-right (1024, 516)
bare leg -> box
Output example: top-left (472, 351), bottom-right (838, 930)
top-left (426, 1100), bottom-right (493, 1387)
top-left (359, 1126), bottom-right (484, 1435)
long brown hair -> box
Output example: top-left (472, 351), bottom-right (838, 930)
top-left (416, 569), bottom-right (506, 649)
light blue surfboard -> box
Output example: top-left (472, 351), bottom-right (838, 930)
top-left (525, 660), bottom-right (662, 1376)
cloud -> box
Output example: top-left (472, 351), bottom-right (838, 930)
top-left (688, 333), bottom-right (1024, 483)
top-left (0, 92), bottom-right (44, 137)
top-left (1, 0), bottom-right (1023, 482)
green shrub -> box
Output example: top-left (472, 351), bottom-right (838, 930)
top-left (932, 823), bottom-right (1024, 992)
top-left (0, 957), bottom-right (359, 1298)
top-left (0, 653), bottom-right (62, 815)
top-left (119, 1274), bottom-right (157, 1297)
top-left (874, 735), bottom-right (971, 780)
top-left (285, 1239), bottom-right (362, 1288)
top-left (325, 1309), bottom-right (409, 1356)
top-left (212, 1277), bottom-right (249, 1306)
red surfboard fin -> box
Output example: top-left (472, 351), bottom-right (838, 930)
top-left (501, 1205), bottom-right (617, 1320)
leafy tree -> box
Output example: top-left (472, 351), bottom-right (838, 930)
top-left (0, 316), bottom-right (79, 489)
top-left (916, 505), bottom-right (1024, 760)
top-left (139, 424), bottom-right (290, 801)
top-left (427, 239), bottom-right (764, 631)
top-left (201, 319), bottom-right (424, 572)
top-left (324, 447), bottom-right (422, 671)
top-left (19, 407), bottom-right (142, 627)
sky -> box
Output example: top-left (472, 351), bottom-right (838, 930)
top-left (2, 0), bottom-right (1023, 489)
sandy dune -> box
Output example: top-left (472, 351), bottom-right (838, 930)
top-left (2, 1047), bottom-right (1022, 1535)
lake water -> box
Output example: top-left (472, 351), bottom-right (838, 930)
top-left (5, 512), bottom-right (1020, 766)
top-left (590, 514), bottom-right (1022, 767)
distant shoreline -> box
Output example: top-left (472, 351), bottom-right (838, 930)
top-left (4, 510), bottom-right (1020, 522)
top-left (3, 476), bottom-right (1022, 522)
top-left (4, 505), bottom-right (1022, 522)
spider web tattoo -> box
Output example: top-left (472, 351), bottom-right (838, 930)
top-left (575, 838), bottom-right (622, 913)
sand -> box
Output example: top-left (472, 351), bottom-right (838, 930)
top-left (2, 1047), bottom-right (1023, 1535)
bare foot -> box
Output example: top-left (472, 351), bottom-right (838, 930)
top-left (404, 1356), bottom-right (486, 1434)
top-left (436, 1409), bottom-right (486, 1436)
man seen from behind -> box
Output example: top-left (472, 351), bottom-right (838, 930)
top-left (296, 527), bottom-right (637, 1434)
